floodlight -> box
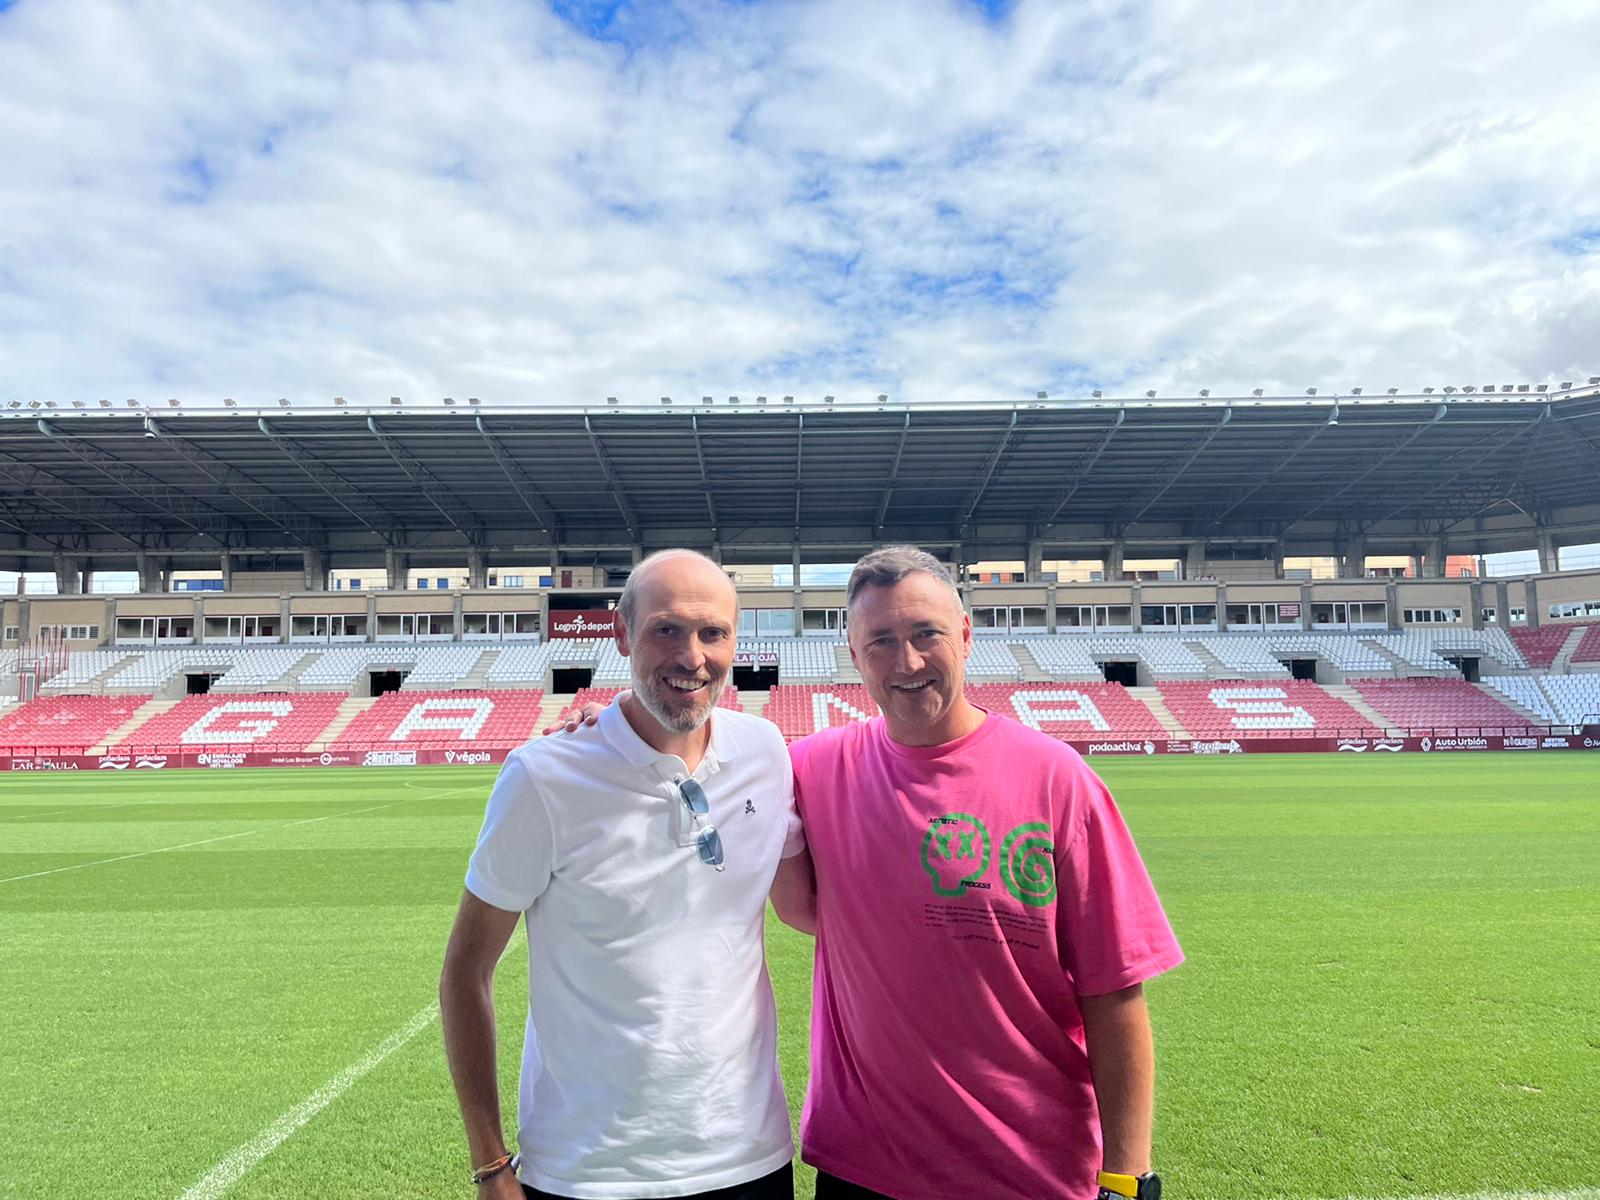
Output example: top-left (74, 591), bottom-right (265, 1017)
top-left (1560, 381), bottom-right (1572, 389)
top-left (1092, 390), bottom-right (1102, 399)
top-left (1036, 391), bottom-right (1047, 399)
top-left (1591, 376), bottom-right (1600, 385)
top-left (71, 400), bottom-right (84, 408)
top-left (756, 395), bottom-right (767, 404)
top-left (1423, 387), bottom-right (1434, 394)
top-left (1517, 384), bottom-right (1529, 392)
top-left (1501, 384), bottom-right (1513, 392)
top-left (1252, 388), bottom-right (1264, 396)
top-left (728, 395), bottom-right (740, 404)
top-left (605, 396), bottom-right (618, 406)
top-left (126, 399), bottom-right (140, 408)
top-left (1305, 387), bottom-right (1317, 396)
top-left (5, 400), bottom-right (18, 409)
top-left (389, 396), bottom-right (401, 406)
top-left (44, 400), bottom-right (57, 408)
top-left (28, 400), bottom-right (41, 408)
top-left (1388, 387), bottom-right (1399, 395)
top-left (702, 395), bottom-right (713, 404)
top-left (445, 397), bottom-right (457, 406)
top-left (279, 398), bottom-right (291, 407)
top-left (1443, 386), bottom-right (1457, 394)
top-left (1536, 384), bottom-right (1548, 392)
top-left (660, 396), bottom-right (672, 405)
top-left (333, 397), bottom-right (346, 406)
top-left (824, 395), bottom-right (834, 403)
top-left (1328, 407), bottom-right (1340, 426)
top-left (1145, 390), bottom-right (1156, 398)
top-left (782, 395), bottom-right (794, 404)
top-left (1350, 388), bottom-right (1362, 395)
top-left (879, 393), bottom-right (890, 403)
top-left (223, 398), bottom-right (237, 408)
top-left (99, 400), bottom-right (113, 408)
top-left (467, 397), bottom-right (480, 406)
top-left (1198, 389), bottom-right (1209, 397)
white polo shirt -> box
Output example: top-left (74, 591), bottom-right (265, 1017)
top-left (465, 701), bottom-right (803, 1198)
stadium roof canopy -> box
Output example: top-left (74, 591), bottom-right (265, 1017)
top-left (3, 387), bottom-right (1599, 570)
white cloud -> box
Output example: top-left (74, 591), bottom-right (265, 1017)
top-left (0, 0), bottom-right (1596, 406)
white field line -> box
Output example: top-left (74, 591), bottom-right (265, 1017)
top-left (0, 783), bottom-right (483, 885)
top-left (1308, 1192), bottom-right (1600, 1200)
top-left (177, 936), bottom-right (522, 1200)
top-left (176, 1000), bottom-right (441, 1200)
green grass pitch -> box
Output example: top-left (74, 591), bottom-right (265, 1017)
top-left (2, 755), bottom-right (1597, 1198)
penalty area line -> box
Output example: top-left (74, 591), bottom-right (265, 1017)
top-left (176, 1001), bottom-right (440, 1200)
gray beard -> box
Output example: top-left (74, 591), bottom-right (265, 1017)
top-left (630, 659), bottom-right (725, 733)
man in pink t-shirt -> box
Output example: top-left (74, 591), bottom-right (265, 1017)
top-left (788, 546), bottom-right (1182, 1200)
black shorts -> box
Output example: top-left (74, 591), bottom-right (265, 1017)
top-left (812, 1171), bottom-right (895, 1200)
top-left (522, 1161), bottom-right (793, 1200)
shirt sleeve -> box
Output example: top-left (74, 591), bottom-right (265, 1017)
top-left (1056, 764), bottom-right (1184, 996)
top-left (464, 750), bottom-right (555, 914)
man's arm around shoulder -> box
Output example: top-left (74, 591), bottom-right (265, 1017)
top-left (769, 848), bottom-right (816, 934)
top-left (440, 890), bottom-right (525, 1199)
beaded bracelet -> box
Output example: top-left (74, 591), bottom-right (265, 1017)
top-left (470, 1152), bottom-right (518, 1185)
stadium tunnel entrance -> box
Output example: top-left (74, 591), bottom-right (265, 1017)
top-left (370, 670), bottom-right (407, 696)
top-left (1101, 660), bottom-right (1139, 687)
top-left (733, 665), bottom-right (779, 690)
top-left (552, 667), bottom-right (593, 692)
top-left (185, 672), bottom-right (222, 695)
top-left (1287, 658), bottom-right (1318, 682)
top-left (1447, 656), bottom-right (1481, 683)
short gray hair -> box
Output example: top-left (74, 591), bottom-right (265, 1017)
top-left (846, 545), bottom-right (961, 612)
top-left (616, 548), bottom-right (737, 634)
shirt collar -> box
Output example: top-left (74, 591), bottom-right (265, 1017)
top-left (597, 692), bottom-right (743, 771)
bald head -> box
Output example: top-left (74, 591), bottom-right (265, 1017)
top-left (618, 549), bottom-right (738, 635)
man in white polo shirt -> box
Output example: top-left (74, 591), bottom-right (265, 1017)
top-left (441, 549), bottom-right (808, 1199)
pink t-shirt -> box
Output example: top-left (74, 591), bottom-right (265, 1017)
top-left (790, 713), bottom-right (1182, 1200)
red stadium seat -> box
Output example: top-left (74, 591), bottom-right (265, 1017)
top-left (330, 690), bottom-right (546, 752)
top-left (0, 695), bottom-right (151, 755)
top-left (112, 694), bottom-right (347, 753)
top-left (1350, 678), bottom-right (1540, 734)
top-left (1159, 681), bottom-right (1384, 739)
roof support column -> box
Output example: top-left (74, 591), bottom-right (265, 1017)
top-left (1338, 534), bottom-right (1367, 579)
top-left (631, 545), bottom-right (644, 566)
top-left (136, 551), bottom-right (161, 594)
top-left (1536, 528), bottom-right (1558, 574)
top-left (220, 552), bottom-right (234, 591)
top-left (1271, 541), bottom-right (1286, 580)
top-left (1385, 580), bottom-right (1401, 630)
top-left (1025, 539), bottom-right (1044, 582)
top-left (1104, 542), bottom-right (1124, 582)
top-left (1183, 541), bottom-right (1205, 580)
top-left (1524, 577), bottom-right (1541, 630)
top-left (386, 549), bottom-right (409, 592)
top-left (52, 553), bottom-right (83, 595)
top-left (467, 548), bottom-right (488, 590)
top-left (1423, 537), bottom-right (1448, 579)
top-left (302, 548), bottom-right (328, 592)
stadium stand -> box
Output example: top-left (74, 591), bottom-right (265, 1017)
top-left (969, 682), bottom-right (1166, 738)
top-left (1091, 636), bottom-right (1208, 679)
top-left (1540, 675), bottom-right (1600, 725)
top-left (0, 695), bottom-right (152, 753)
top-left (210, 649), bottom-right (313, 691)
top-left (1192, 636), bottom-right (1291, 678)
top-left (1481, 676), bottom-right (1561, 725)
top-left (40, 651), bottom-right (138, 691)
top-left (485, 643), bottom-right (551, 686)
top-left (1014, 638), bottom-right (1102, 681)
top-left (330, 690), bottom-right (545, 751)
top-left (1350, 678), bottom-right (1537, 733)
top-left (1159, 681), bottom-right (1383, 738)
top-left (296, 648), bottom-right (418, 690)
top-left (965, 640), bottom-right (1023, 678)
top-left (1573, 625), bottom-right (1600, 664)
top-left (1509, 625), bottom-right (1576, 670)
top-left (762, 685), bottom-right (878, 738)
top-left (113, 694), bottom-right (347, 752)
top-left (1278, 634), bottom-right (1393, 674)
top-left (401, 646), bottom-right (488, 688)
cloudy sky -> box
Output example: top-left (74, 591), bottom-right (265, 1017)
top-left (1, 0), bottom-right (1598, 409)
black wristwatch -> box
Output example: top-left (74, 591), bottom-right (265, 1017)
top-left (1097, 1170), bottom-right (1161, 1200)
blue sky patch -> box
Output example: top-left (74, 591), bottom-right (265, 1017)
top-left (1551, 226), bottom-right (1600, 256)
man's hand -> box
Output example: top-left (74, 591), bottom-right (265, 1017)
top-left (541, 701), bottom-right (605, 735)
